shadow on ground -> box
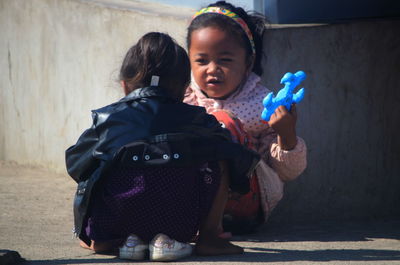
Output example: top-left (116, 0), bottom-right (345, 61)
top-left (26, 248), bottom-right (400, 264)
top-left (237, 219), bottom-right (400, 243)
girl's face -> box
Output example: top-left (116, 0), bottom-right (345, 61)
top-left (189, 26), bottom-right (252, 99)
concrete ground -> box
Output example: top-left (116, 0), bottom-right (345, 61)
top-left (1, 161), bottom-right (399, 265)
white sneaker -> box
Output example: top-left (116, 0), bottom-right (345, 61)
top-left (119, 234), bottom-right (148, 260)
top-left (149, 233), bottom-right (192, 261)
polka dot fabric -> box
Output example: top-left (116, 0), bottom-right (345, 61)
top-left (85, 162), bottom-right (220, 243)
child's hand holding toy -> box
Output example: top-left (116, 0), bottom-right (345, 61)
top-left (261, 71), bottom-right (306, 150)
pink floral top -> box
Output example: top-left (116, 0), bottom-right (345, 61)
top-left (184, 72), bottom-right (307, 220)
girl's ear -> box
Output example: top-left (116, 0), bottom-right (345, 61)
top-left (246, 54), bottom-right (255, 76)
top-left (121, 80), bottom-right (129, 95)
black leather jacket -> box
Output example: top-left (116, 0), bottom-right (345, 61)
top-left (65, 86), bottom-right (260, 243)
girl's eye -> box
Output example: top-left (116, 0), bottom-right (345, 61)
top-left (195, 58), bottom-right (207, 65)
top-left (220, 58), bottom-right (233, 63)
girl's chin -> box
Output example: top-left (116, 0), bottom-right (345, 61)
top-left (205, 91), bottom-right (229, 99)
top-left (200, 84), bottom-right (231, 99)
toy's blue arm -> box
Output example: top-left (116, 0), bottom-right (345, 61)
top-left (292, 87), bottom-right (305, 103)
top-left (261, 71), bottom-right (306, 122)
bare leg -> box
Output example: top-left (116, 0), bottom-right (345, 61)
top-left (195, 161), bottom-right (244, 256)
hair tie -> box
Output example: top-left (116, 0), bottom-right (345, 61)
top-left (150, 75), bottom-right (160, 86)
top-left (192, 6), bottom-right (256, 55)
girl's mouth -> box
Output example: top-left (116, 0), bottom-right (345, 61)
top-left (207, 78), bottom-right (222, 85)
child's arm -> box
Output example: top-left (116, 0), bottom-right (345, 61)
top-left (66, 115), bottom-right (101, 183)
top-left (263, 102), bottom-right (307, 181)
top-left (269, 136), bottom-right (307, 182)
top-left (257, 120), bottom-right (307, 182)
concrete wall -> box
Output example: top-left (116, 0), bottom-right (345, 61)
top-left (1, 0), bottom-right (399, 222)
top-left (262, 21), bottom-right (400, 223)
top-left (0, 0), bottom-right (193, 171)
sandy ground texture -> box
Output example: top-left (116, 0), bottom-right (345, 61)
top-left (1, 160), bottom-right (400, 265)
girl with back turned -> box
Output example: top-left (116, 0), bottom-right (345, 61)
top-left (66, 32), bottom-right (259, 260)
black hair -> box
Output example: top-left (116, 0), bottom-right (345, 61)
top-left (120, 32), bottom-right (190, 101)
top-left (187, 1), bottom-right (267, 76)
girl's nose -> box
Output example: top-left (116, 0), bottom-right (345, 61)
top-left (207, 62), bottom-right (220, 75)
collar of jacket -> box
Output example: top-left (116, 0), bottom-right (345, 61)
top-left (119, 86), bottom-right (177, 103)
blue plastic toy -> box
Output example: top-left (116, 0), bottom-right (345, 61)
top-left (261, 71), bottom-right (306, 122)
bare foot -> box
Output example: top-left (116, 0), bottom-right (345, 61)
top-left (195, 234), bottom-right (243, 256)
top-left (79, 240), bottom-right (91, 250)
top-left (79, 239), bottom-right (121, 254)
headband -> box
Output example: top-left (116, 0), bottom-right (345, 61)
top-left (192, 6), bottom-right (256, 55)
